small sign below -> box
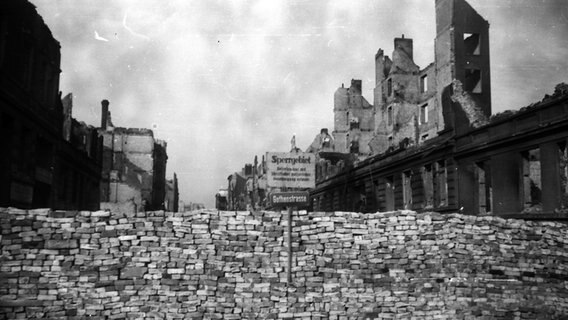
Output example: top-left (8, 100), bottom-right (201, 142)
top-left (270, 191), bottom-right (310, 208)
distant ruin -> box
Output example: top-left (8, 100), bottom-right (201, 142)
top-left (310, 0), bottom-right (568, 218)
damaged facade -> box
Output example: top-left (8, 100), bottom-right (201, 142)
top-left (333, 0), bottom-right (490, 158)
top-left (226, 163), bottom-right (256, 211)
top-left (98, 100), bottom-right (169, 212)
top-left (0, 0), bottom-right (102, 210)
top-left (225, 156), bottom-right (271, 211)
top-left (311, 0), bottom-right (568, 217)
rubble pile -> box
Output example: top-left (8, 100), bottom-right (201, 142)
top-left (0, 208), bottom-right (567, 319)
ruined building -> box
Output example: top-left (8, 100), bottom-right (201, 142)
top-left (333, 80), bottom-right (375, 156)
top-left (333, 0), bottom-right (490, 157)
top-left (311, 0), bottom-right (568, 217)
top-left (225, 156), bottom-right (271, 211)
top-left (98, 100), bottom-right (169, 212)
top-left (226, 164), bottom-right (254, 211)
top-left (0, 0), bottom-right (102, 210)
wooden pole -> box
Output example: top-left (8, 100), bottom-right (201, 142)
top-left (287, 206), bottom-right (293, 284)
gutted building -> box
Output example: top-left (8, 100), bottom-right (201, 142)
top-left (311, 0), bottom-right (568, 218)
top-left (313, 85), bottom-right (568, 217)
top-left (332, 0), bottom-right (491, 157)
top-left (98, 100), bottom-right (168, 212)
top-left (225, 155), bottom-right (274, 211)
top-left (0, 0), bottom-right (102, 210)
top-left (333, 80), bottom-right (375, 157)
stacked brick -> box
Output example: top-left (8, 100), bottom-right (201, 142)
top-left (1, 207), bottom-right (567, 319)
top-left (291, 211), bottom-right (568, 319)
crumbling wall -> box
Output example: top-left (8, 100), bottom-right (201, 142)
top-left (1, 208), bottom-right (567, 319)
top-left (333, 81), bottom-right (375, 155)
top-left (373, 101), bottom-right (420, 153)
top-left (100, 199), bottom-right (137, 214)
top-left (451, 80), bottom-right (489, 128)
top-left (100, 129), bottom-right (157, 209)
top-left (371, 37), bottom-right (441, 157)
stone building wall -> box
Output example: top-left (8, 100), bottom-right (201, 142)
top-left (1, 208), bottom-right (567, 319)
top-left (98, 99), bottom-right (169, 212)
top-left (328, 0), bottom-right (491, 158)
top-left (333, 80), bottom-right (375, 155)
top-left (0, 1), bottom-right (102, 211)
top-left (100, 127), bottom-right (167, 211)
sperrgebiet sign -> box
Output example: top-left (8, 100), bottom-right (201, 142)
top-left (265, 152), bottom-right (316, 189)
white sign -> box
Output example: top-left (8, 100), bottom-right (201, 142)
top-left (266, 152), bottom-right (316, 189)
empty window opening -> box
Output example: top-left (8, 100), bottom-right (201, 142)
top-left (333, 190), bottom-right (340, 211)
top-left (388, 135), bottom-right (393, 146)
top-left (421, 134), bottom-right (429, 141)
top-left (434, 160), bottom-right (448, 207)
top-left (373, 180), bottom-right (380, 211)
top-left (349, 117), bottom-right (359, 130)
top-left (559, 142), bottom-right (568, 208)
top-left (349, 140), bottom-right (359, 154)
top-left (422, 165), bottom-right (434, 209)
top-left (384, 176), bottom-right (395, 211)
top-left (464, 33), bottom-right (480, 55)
top-left (387, 78), bottom-right (393, 96)
top-left (420, 75), bottom-right (428, 93)
top-left (465, 68), bottom-right (482, 93)
top-left (522, 149), bottom-right (542, 211)
top-left (475, 161), bottom-right (492, 214)
top-left (402, 170), bottom-right (413, 209)
top-left (354, 185), bottom-right (367, 212)
top-left (420, 104), bottom-right (428, 124)
top-left (387, 106), bottom-right (393, 126)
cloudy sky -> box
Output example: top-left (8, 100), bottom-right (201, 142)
top-left (30, 0), bottom-right (568, 208)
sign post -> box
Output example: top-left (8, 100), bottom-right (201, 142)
top-left (265, 152), bottom-right (315, 284)
top-left (287, 206), bottom-right (292, 284)
top-left (268, 191), bottom-right (310, 284)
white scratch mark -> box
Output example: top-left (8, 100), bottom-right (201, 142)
top-left (282, 72), bottom-right (292, 84)
top-left (123, 12), bottom-right (151, 41)
top-left (94, 31), bottom-right (109, 42)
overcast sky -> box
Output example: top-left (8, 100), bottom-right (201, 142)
top-left (30, 0), bottom-right (568, 208)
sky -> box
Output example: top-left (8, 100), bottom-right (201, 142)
top-left (30, 0), bottom-right (568, 208)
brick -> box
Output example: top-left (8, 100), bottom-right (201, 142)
top-left (120, 267), bottom-right (148, 279)
top-left (91, 211), bottom-right (111, 217)
top-left (2, 208), bottom-right (568, 318)
top-left (45, 239), bottom-right (78, 249)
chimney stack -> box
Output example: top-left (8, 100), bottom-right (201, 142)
top-left (101, 100), bottom-right (109, 129)
top-left (394, 36), bottom-right (413, 61)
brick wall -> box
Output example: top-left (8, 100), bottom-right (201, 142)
top-left (1, 208), bottom-right (567, 319)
